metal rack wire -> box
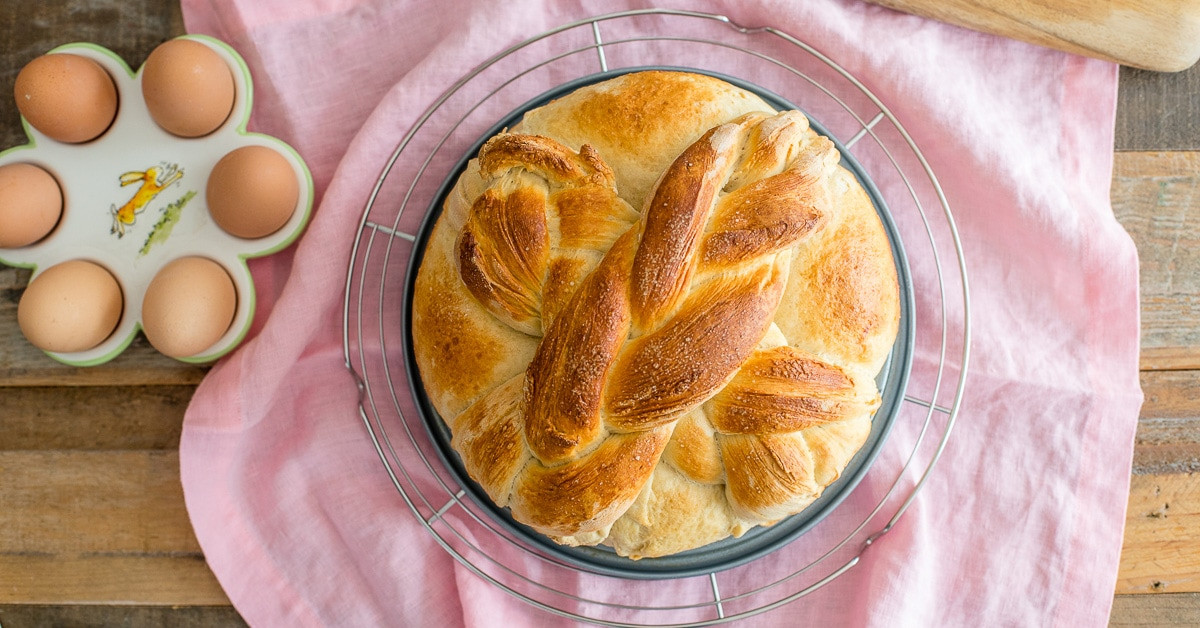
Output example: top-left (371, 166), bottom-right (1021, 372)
top-left (343, 9), bottom-right (970, 625)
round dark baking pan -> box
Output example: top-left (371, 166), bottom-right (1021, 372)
top-left (402, 67), bottom-right (916, 580)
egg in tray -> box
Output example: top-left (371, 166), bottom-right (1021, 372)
top-left (0, 36), bottom-right (313, 365)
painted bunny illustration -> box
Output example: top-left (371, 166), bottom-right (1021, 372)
top-left (111, 163), bottom-right (183, 237)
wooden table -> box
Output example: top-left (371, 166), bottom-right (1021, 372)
top-left (0, 2), bottom-right (1196, 626)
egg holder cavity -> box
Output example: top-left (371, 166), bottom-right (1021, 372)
top-left (0, 36), bottom-right (313, 365)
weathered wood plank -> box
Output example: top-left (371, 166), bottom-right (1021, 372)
top-left (0, 451), bottom-right (199, 555)
top-left (0, 353), bottom-right (209, 387)
top-left (0, 605), bottom-right (245, 628)
top-left (1140, 348), bottom-right (1200, 373)
top-left (1135, 371), bottom-right (1200, 476)
top-left (1117, 64), bottom-right (1200, 152)
top-left (0, 555), bottom-right (229, 605)
top-left (0, 450), bottom-right (229, 606)
top-left (1111, 593), bottom-right (1200, 626)
top-left (0, 386), bottom-right (193, 450)
top-left (1118, 473), bottom-right (1200, 594)
top-left (1112, 152), bottom-right (1200, 371)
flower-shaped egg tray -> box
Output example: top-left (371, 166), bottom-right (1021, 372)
top-left (0, 35), bottom-right (313, 365)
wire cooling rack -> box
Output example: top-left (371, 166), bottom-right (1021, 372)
top-left (343, 9), bottom-right (970, 625)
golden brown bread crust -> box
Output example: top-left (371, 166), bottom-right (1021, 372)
top-left (515, 71), bottom-right (777, 211)
top-left (412, 70), bottom-right (900, 558)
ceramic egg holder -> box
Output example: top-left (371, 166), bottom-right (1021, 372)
top-left (0, 36), bottom-right (313, 365)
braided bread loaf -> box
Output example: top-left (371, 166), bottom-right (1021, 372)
top-left (412, 71), bottom-right (900, 559)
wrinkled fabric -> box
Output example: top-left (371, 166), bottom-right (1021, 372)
top-left (178, 0), bottom-right (1141, 625)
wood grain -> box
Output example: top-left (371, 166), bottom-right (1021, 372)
top-left (1136, 371), bottom-right (1200, 476)
top-left (1118, 473), bottom-right (1200, 594)
top-left (1114, 146), bottom-right (1200, 605)
top-left (1112, 152), bottom-right (1200, 371)
top-left (0, 555), bottom-right (228, 605)
top-left (0, 386), bottom-right (192, 450)
top-left (1117, 64), bottom-right (1200, 151)
top-left (0, 605), bottom-right (247, 628)
top-left (866, 0), bottom-right (1200, 71)
top-left (0, 450), bottom-right (229, 605)
top-left (1, 451), bottom-right (200, 555)
top-left (1111, 593), bottom-right (1200, 626)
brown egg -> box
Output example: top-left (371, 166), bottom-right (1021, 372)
top-left (18, 259), bottom-right (123, 353)
top-left (142, 39), bottom-right (235, 137)
top-left (0, 163), bottom-right (63, 248)
top-left (141, 256), bottom-right (237, 358)
top-left (14, 53), bottom-right (118, 143)
top-left (207, 145), bottom-right (299, 238)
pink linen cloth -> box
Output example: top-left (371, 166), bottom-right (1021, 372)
top-left (179, 0), bottom-right (1143, 625)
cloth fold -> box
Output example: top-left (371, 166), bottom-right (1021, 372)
top-left (179, 0), bottom-right (1142, 625)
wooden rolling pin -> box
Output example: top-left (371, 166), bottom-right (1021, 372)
top-left (865, 0), bottom-right (1200, 72)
